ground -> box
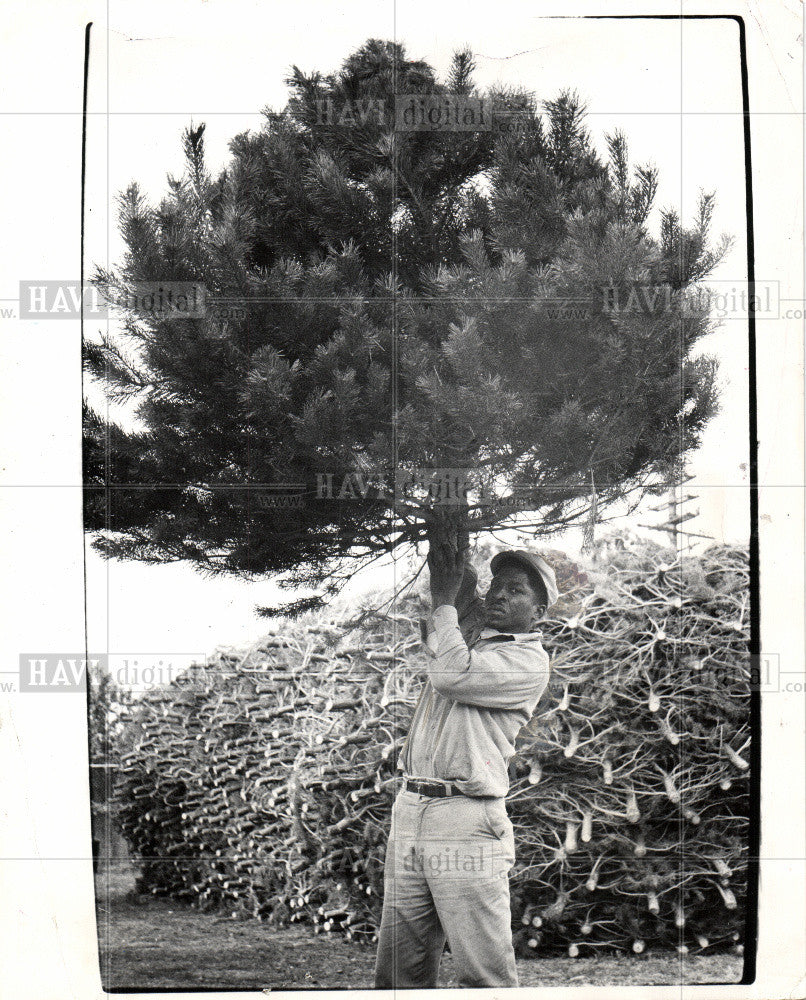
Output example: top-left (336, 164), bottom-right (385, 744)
top-left (94, 863), bottom-right (743, 990)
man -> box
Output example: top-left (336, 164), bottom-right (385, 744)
top-left (374, 541), bottom-right (558, 989)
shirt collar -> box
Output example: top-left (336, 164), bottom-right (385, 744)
top-left (477, 627), bottom-right (543, 642)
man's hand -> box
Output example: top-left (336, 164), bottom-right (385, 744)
top-left (428, 528), bottom-right (470, 609)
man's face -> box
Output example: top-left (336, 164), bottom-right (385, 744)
top-left (482, 565), bottom-right (543, 634)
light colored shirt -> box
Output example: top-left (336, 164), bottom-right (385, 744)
top-left (397, 605), bottom-right (550, 798)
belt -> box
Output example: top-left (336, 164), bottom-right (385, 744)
top-left (403, 777), bottom-right (462, 798)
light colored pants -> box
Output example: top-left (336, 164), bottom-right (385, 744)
top-left (374, 788), bottom-right (518, 989)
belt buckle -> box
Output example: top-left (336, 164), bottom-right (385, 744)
top-left (425, 780), bottom-right (448, 797)
top-left (406, 776), bottom-right (453, 797)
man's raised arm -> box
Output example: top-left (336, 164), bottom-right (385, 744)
top-left (427, 604), bottom-right (549, 710)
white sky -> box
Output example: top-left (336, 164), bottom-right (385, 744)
top-left (81, 6), bottom-right (752, 658)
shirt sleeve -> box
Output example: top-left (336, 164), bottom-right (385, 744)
top-left (427, 605), bottom-right (550, 710)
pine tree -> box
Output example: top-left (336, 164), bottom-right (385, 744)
top-left (84, 39), bottom-right (730, 614)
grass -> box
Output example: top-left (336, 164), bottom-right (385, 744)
top-left (94, 862), bottom-right (743, 991)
